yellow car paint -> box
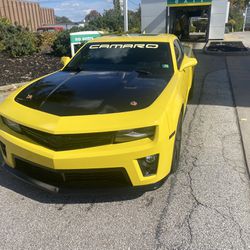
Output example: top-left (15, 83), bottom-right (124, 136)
top-left (0, 34), bottom-right (197, 188)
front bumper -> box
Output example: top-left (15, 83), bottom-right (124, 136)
top-left (0, 124), bottom-right (174, 191)
top-left (1, 162), bottom-right (167, 193)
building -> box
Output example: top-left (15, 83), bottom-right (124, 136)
top-left (141, 0), bottom-right (230, 41)
top-left (0, 0), bottom-right (55, 31)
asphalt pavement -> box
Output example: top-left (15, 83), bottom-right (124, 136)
top-left (227, 56), bottom-right (250, 173)
top-left (0, 51), bottom-right (250, 250)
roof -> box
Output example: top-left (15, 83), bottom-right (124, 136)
top-left (89, 34), bottom-right (177, 43)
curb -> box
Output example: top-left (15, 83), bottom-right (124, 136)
top-left (0, 82), bottom-right (27, 93)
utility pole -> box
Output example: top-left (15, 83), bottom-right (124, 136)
top-left (243, 7), bottom-right (247, 32)
top-left (124, 0), bottom-right (128, 32)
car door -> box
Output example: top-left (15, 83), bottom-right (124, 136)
top-left (174, 39), bottom-right (189, 104)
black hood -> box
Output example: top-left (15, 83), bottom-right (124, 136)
top-left (15, 71), bottom-right (172, 116)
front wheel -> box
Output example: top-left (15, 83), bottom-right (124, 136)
top-left (170, 114), bottom-right (182, 173)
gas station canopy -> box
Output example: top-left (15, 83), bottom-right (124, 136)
top-left (141, 0), bottom-right (229, 40)
top-left (167, 0), bottom-right (212, 6)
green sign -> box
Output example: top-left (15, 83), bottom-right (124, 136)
top-left (70, 33), bottom-right (101, 43)
top-left (69, 31), bottom-right (103, 56)
top-left (167, 0), bottom-right (212, 5)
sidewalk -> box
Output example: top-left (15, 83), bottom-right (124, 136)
top-left (225, 32), bottom-right (250, 48)
top-left (227, 56), bottom-right (250, 171)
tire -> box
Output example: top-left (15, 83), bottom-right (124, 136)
top-left (171, 113), bottom-right (183, 174)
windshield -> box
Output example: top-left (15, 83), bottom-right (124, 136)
top-left (64, 42), bottom-right (173, 76)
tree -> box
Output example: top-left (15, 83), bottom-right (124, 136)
top-left (128, 6), bottom-right (141, 33)
top-left (102, 8), bottom-right (123, 32)
top-left (228, 0), bottom-right (248, 31)
top-left (83, 8), bottom-right (123, 32)
top-left (82, 4), bottom-right (141, 33)
top-left (55, 16), bottom-right (72, 24)
top-left (113, 0), bottom-right (121, 12)
top-left (83, 18), bottom-right (104, 31)
top-left (229, 0), bottom-right (248, 9)
top-left (228, 19), bottom-right (236, 32)
top-left (85, 10), bottom-right (101, 22)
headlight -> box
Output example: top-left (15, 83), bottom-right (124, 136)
top-left (114, 126), bottom-right (155, 143)
top-left (1, 117), bottom-right (22, 133)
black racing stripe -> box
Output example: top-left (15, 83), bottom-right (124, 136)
top-left (15, 70), bottom-right (173, 116)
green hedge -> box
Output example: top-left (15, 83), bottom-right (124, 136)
top-left (0, 18), bottom-right (103, 58)
top-left (37, 31), bottom-right (58, 52)
top-left (51, 27), bottom-right (87, 57)
top-left (0, 18), bottom-right (39, 57)
top-left (51, 30), bottom-right (71, 57)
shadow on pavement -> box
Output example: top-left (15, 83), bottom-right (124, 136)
top-left (189, 50), bottom-right (250, 109)
top-left (0, 168), bottom-right (146, 203)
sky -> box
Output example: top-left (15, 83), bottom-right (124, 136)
top-left (36, 0), bottom-right (141, 22)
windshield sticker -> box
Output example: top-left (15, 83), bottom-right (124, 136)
top-left (89, 44), bottom-right (159, 49)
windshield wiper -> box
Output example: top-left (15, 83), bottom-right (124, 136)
top-left (64, 65), bottom-right (85, 72)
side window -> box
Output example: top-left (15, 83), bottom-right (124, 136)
top-left (174, 40), bottom-right (184, 69)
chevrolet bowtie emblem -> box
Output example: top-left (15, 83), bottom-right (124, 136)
top-left (130, 101), bottom-right (138, 106)
top-left (26, 94), bottom-right (33, 100)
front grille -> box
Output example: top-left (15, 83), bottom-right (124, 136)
top-left (15, 158), bottom-right (131, 188)
top-left (20, 125), bottom-right (115, 151)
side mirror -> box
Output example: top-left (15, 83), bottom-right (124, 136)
top-left (179, 56), bottom-right (198, 72)
top-left (60, 56), bottom-right (71, 67)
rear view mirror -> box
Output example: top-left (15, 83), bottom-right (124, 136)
top-left (180, 56), bottom-right (198, 72)
top-left (61, 56), bottom-right (71, 67)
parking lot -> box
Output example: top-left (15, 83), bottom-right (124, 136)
top-left (1, 50), bottom-right (250, 249)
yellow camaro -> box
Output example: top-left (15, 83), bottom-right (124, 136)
top-left (0, 34), bottom-right (197, 192)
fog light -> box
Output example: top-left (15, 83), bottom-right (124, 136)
top-left (138, 154), bottom-right (159, 177)
top-left (145, 155), bottom-right (157, 164)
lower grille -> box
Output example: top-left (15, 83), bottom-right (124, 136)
top-left (15, 158), bottom-right (131, 188)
